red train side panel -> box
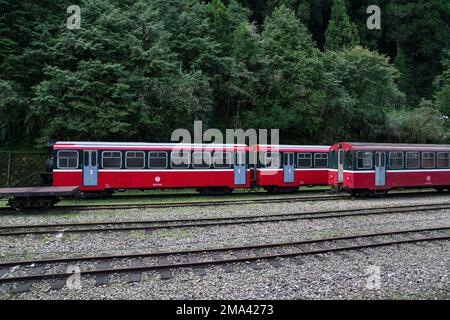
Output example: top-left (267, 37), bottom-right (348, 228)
top-left (52, 142), bottom-right (251, 191)
top-left (253, 145), bottom-right (330, 188)
top-left (329, 142), bottom-right (450, 192)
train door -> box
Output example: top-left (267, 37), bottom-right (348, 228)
top-left (83, 150), bottom-right (98, 186)
top-left (283, 152), bottom-right (295, 183)
top-left (234, 151), bottom-right (246, 185)
top-left (375, 152), bottom-right (386, 186)
top-left (337, 149), bottom-right (344, 183)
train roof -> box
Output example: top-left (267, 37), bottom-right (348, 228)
top-left (53, 142), bottom-right (330, 152)
top-left (253, 145), bottom-right (330, 152)
top-left (330, 142), bottom-right (450, 152)
top-left (53, 141), bottom-right (249, 151)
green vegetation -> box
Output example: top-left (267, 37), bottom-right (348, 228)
top-left (0, 0), bottom-right (449, 148)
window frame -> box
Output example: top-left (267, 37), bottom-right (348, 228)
top-left (262, 151), bottom-right (280, 168)
top-left (314, 153), bottom-right (328, 168)
top-left (405, 152), bottom-right (420, 169)
top-left (235, 151), bottom-right (246, 166)
top-left (192, 151), bottom-right (212, 169)
top-left (437, 152), bottom-right (450, 169)
top-left (297, 153), bottom-right (312, 168)
top-left (212, 151), bottom-right (232, 169)
top-left (125, 151), bottom-right (145, 169)
top-left (389, 152), bottom-right (404, 169)
top-left (101, 151), bottom-right (122, 169)
top-left (57, 150), bottom-right (79, 169)
top-left (422, 152), bottom-right (436, 169)
top-left (148, 151), bottom-right (168, 169)
top-left (356, 151), bottom-right (373, 169)
top-left (170, 150), bottom-right (190, 169)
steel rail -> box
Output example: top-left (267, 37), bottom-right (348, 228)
top-left (0, 226), bottom-right (448, 284)
top-left (0, 194), bottom-right (346, 212)
top-left (1, 203), bottom-right (450, 237)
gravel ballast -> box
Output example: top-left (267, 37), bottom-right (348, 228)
top-left (0, 194), bottom-right (449, 300)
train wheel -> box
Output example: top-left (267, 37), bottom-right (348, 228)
top-left (197, 187), bottom-right (232, 196)
top-left (264, 187), bottom-right (278, 194)
top-left (8, 197), bottom-right (57, 210)
top-left (8, 198), bottom-right (25, 211)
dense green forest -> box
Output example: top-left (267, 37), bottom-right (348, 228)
top-left (0, 0), bottom-right (449, 148)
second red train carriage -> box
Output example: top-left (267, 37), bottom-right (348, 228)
top-left (252, 144), bottom-right (330, 193)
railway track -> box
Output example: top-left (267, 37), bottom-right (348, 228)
top-left (0, 193), bottom-right (346, 212)
top-left (1, 202), bottom-right (450, 237)
top-left (0, 190), bottom-right (448, 213)
top-left (0, 226), bottom-right (448, 292)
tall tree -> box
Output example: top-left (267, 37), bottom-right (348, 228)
top-left (324, 0), bottom-right (359, 50)
top-left (385, 0), bottom-right (450, 103)
top-left (434, 51), bottom-right (450, 116)
top-left (32, 0), bottom-right (213, 143)
top-left (243, 5), bottom-right (327, 143)
top-left (323, 46), bottom-right (405, 141)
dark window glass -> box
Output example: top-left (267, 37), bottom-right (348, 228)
top-left (58, 151), bottom-right (78, 169)
top-left (213, 152), bottom-right (232, 168)
top-left (357, 152), bottom-right (372, 169)
top-left (314, 153), bottom-right (328, 168)
top-left (235, 152), bottom-right (246, 165)
top-left (170, 151), bottom-right (189, 168)
top-left (102, 151), bottom-right (122, 168)
top-left (283, 153), bottom-right (290, 166)
top-left (262, 152), bottom-right (280, 168)
top-left (297, 153), bottom-right (312, 168)
top-left (126, 151), bottom-right (145, 168)
top-left (192, 151), bottom-right (211, 168)
top-left (91, 152), bottom-right (97, 166)
top-left (84, 152), bottom-right (89, 166)
top-left (406, 152), bottom-right (420, 168)
top-left (389, 152), bottom-right (404, 169)
top-left (149, 151), bottom-right (168, 168)
top-left (422, 152), bottom-right (435, 168)
top-left (437, 152), bottom-right (450, 168)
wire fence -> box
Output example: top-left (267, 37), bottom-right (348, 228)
top-left (0, 152), bottom-right (47, 188)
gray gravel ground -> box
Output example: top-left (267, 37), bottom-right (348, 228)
top-left (0, 194), bottom-right (449, 300)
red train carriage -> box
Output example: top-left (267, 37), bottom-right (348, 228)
top-left (52, 142), bottom-right (251, 195)
top-left (252, 144), bottom-right (330, 193)
top-left (329, 142), bottom-right (450, 195)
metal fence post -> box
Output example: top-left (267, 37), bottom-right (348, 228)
top-left (6, 153), bottom-right (12, 187)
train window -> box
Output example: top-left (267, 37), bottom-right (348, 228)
top-left (125, 151), bottom-right (145, 168)
top-left (389, 152), bottom-right (404, 169)
top-left (406, 152), bottom-right (420, 169)
top-left (262, 152), bottom-right (280, 168)
top-left (102, 151), bottom-right (122, 168)
top-left (356, 152), bottom-right (372, 169)
top-left (57, 151), bottom-right (78, 169)
top-left (84, 152), bottom-right (89, 166)
top-left (283, 153), bottom-right (294, 166)
top-left (297, 153), bottom-right (312, 168)
top-left (91, 152), bottom-right (97, 166)
top-left (235, 152), bottom-right (246, 166)
top-left (149, 151), bottom-right (168, 168)
top-left (170, 151), bottom-right (189, 168)
top-left (422, 152), bottom-right (435, 168)
top-left (314, 153), bottom-right (328, 168)
top-left (437, 152), bottom-right (450, 168)
top-left (192, 151), bottom-right (212, 168)
top-left (213, 152), bottom-right (232, 168)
